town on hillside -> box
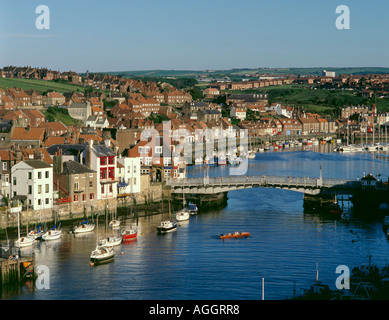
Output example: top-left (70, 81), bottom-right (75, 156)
top-left (0, 65), bottom-right (389, 225)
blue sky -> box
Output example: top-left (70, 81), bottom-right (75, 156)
top-left (0, 0), bottom-right (388, 72)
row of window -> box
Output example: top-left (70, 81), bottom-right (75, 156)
top-left (100, 157), bottom-right (115, 166)
top-left (74, 193), bottom-right (94, 201)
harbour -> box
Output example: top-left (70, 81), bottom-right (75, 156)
top-left (1, 145), bottom-right (389, 300)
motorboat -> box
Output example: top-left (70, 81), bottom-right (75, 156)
top-left (187, 203), bottom-right (198, 215)
top-left (28, 224), bottom-right (44, 240)
top-left (156, 220), bottom-right (178, 234)
top-left (219, 231), bottom-right (250, 240)
top-left (122, 228), bottom-right (138, 241)
top-left (90, 245), bottom-right (115, 264)
top-left (247, 150), bottom-right (256, 159)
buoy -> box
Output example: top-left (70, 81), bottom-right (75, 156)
top-left (90, 262), bottom-right (94, 267)
top-left (121, 252), bottom-right (124, 255)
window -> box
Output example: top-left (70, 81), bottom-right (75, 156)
top-left (100, 157), bottom-right (107, 165)
top-left (101, 185), bottom-right (104, 194)
top-left (74, 182), bottom-right (79, 190)
top-left (38, 185), bottom-right (42, 194)
top-left (28, 185), bottom-right (32, 194)
top-left (45, 198), bottom-right (49, 205)
top-left (45, 171), bottom-right (49, 178)
top-left (38, 199), bottom-right (41, 206)
top-left (155, 146), bottom-right (162, 154)
top-left (74, 195), bottom-right (78, 201)
top-left (45, 184), bottom-right (49, 193)
top-left (108, 157), bottom-right (114, 165)
top-left (82, 194), bottom-right (86, 202)
top-left (100, 168), bottom-right (107, 179)
top-left (133, 177), bottom-right (136, 186)
top-left (89, 181), bottom-right (93, 187)
top-left (109, 185), bottom-right (113, 193)
top-left (90, 193), bottom-right (94, 200)
top-left (38, 172), bottom-right (42, 179)
top-left (2, 162), bottom-right (6, 171)
top-left (108, 167), bottom-right (115, 179)
top-left (13, 177), bottom-right (16, 185)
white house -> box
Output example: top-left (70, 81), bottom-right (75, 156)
top-left (230, 107), bottom-right (246, 120)
top-left (116, 156), bottom-right (141, 195)
top-left (11, 160), bottom-right (53, 210)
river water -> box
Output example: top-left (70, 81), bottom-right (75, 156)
top-left (4, 145), bottom-right (389, 300)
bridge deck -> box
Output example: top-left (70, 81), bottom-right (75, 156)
top-left (167, 175), bottom-right (359, 195)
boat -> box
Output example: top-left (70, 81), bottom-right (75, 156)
top-left (15, 236), bottom-right (35, 248)
top-left (122, 228), bottom-right (138, 241)
top-left (157, 197), bottom-right (177, 234)
top-left (109, 219), bottom-right (120, 229)
top-left (247, 150), bottom-right (256, 159)
top-left (90, 245), bottom-right (115, 264)
top-left (219, 231), bottom-right (250, 240)
top-left (188, 203), bottom-right (198, 215)
top-left (42, 211), bottom-right (62, 241)
top-left (14, 205), bottom-right (35, 248)
top-left (41, 227), bottom-right (62, 241)
top-left (109, 207), bottom-right (120, 229)
top-left (99, 236), bottom-right (122, 248)
top-left (329, 195), bottom-right (342, 214)
top-left (28, 224), bottom-right (44, 240)
top-left (73, 218), bottom-right (95, 234)
top-left (176, 208), bottom-right (190, 221)
top-left (90, 215), bottom-right (115, 264)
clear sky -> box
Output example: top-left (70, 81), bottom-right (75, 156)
top-left (0, 0), bottom-right (388, 73)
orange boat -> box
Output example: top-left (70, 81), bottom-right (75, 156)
top-left (219, 231), bottom-right (250, 240)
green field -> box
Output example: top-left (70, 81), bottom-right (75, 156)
top-left (230, 84), bottom-right (389, 115)
top-left (0, 78), bottom-right (88, 94)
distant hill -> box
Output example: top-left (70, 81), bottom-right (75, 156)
top-left (102, 67), bottom-right (389, 79)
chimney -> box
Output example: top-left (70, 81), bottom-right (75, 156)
top-left (53, 150), bottom-right (63, 175)
top-left (85, 140), bottom-right (92, 168)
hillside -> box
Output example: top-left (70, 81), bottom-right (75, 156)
top-left (0, 78), bottom-right (88, 95)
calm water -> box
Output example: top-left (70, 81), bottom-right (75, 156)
top-left (5, 146), bottom-right (389, 300)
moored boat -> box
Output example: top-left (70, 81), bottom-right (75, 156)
top-left (156, 220), bottom-right (178, 234)
top-left (99, 236), bottom-right (122, 248)
top-left (14, 236), bottom-right (35, 248)
top-left (73, 219), bottom-right (95, 234)
top-left (176, 208), bottom-right (190, 221)
top-left (41, 227), bottom-right (62, 241)
top-left (188, 203), bottom-right (198, 215)
top-left (90, 245), bottom-right (115, 264)
top-left (219, 231), bottom-right (250, 240)
top-left (122, 228), bottom-right (138, 241)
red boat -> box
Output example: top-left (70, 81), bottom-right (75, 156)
top-left (219, 231), bottom-right (250, 240)
top-left (122, 229), bottom-right (137, 241)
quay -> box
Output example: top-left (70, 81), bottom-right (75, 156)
top-left (0, 254), bottom-right (35, 296)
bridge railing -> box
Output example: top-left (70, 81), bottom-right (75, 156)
top-left (166, 175), bottom-right (354, 189)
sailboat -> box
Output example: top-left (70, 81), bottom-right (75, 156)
top-left (90, 215), bottom-right (115, 264)
top-left (176, 191), bottom-right (189, 222)
top-left (42, 210), bottom-right (62, 241)
top-left (14, 205), bottom-right (35, 248)
top-left (99, 206), bottom-right (122, 248)
top-left (156, 197), bottom-right (177, 234)
top-left (109, 207), bottom-right (120, 229)
top-left (73, 208), bottom-right (95, 234)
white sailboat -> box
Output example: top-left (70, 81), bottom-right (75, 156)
top-left (14, 205), bottom-right (35, 248)
top-left (42, 210), bottom-right (62, 241)
top-left (90, 215), bottom-right (115, 264)
top-left (74, 208), bottom-right (95, 234)
top-left (176, 191), bottom-right (190, 221)
top-left (99, 206), bottom-right (122, 248)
